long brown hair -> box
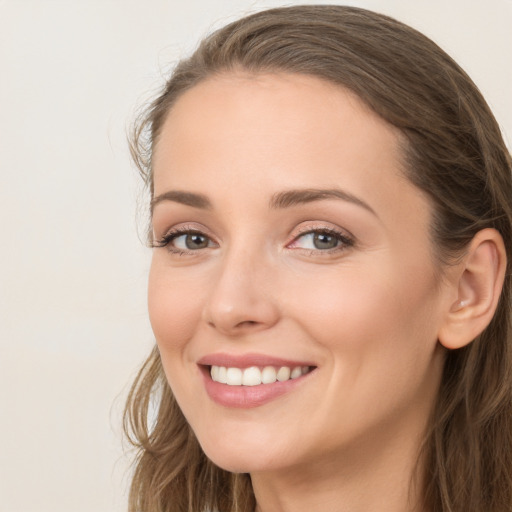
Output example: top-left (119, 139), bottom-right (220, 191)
top-left (124, 5), bottom-right (512, 511)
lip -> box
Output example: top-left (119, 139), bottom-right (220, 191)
top-left (197, 352), bottom-right (316, 369)
top-left (198, 352), bottom-right (317, 409)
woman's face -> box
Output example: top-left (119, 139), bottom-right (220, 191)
top-left (149, 73), bottom-right (451, 474)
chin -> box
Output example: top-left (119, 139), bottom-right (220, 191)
top-left (196, 429), bottom-right (292, 474)
top-left (201, 446), bottom-right (264, 473)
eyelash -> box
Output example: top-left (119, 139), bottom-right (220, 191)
top-left (152, 226), bottom-right (355, 256)
top-left (289, 227), bottom-right (355, 255)
top-left (152, 227), bottom-right (215, 255)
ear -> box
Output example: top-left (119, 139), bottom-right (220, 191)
top-left (438, 228), bottom-right (507, 350)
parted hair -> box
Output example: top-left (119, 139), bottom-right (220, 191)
top-left (124, 5), bottom-right (512, 511)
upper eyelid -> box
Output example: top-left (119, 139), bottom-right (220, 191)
top-left (285, 224), bottom-right (357, 254)
top-left (153, 222), bottom-right (355, 247)
top-left (289, 223), bottom-right (354, 241)
top-left (289, 229), bottom-right (353, 245)
top-left (155, 223), bottom-right (215, 240)
top-left (152, 225), bottom-right (213, 249)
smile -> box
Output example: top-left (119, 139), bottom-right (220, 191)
top-left (210, 365), bottom-right (312, 386)
top-left (198, 354), bottom-right (317, 408)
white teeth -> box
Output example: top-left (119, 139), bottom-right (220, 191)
top-left (217, 366), bottom-right (227, 384)
top-left (290, 366), bottom-right (302, 379)
top-left (226, 367), bottom-right (243, 386)
top-left (242, 366), bottom-right (262, 386)
top-left (276, 366), bottom-right (291, 381)
top-left (261, 366), bottom-right (277, 384)
top-left (210, 365), bottom-right (311, 386)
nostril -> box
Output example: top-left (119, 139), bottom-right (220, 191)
top-left (236, 320), bottom-right (258, 328)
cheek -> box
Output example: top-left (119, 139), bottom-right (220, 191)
top-left (147, 261), bottom-right (210, 416)
top-left (147, 260), bottom-right (204, 353)
top-left (282, 261), bottom-right (443, 431)
top-left (282, 258), bottom-right (441, 357)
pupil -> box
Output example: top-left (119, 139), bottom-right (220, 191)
top-left (313, 232), bottom-right (337, 249)
top-left (186, 234), bottom-right (208, 249)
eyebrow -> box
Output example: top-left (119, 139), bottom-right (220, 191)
top-left (151, 191), bottom-right (212, 214)
top-left (151, 187), bottom-right (377, 217)
top-left (270, 188), bottom-right (377, 216)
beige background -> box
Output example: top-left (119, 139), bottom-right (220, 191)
top-left (0, 0), bottom-right (510, 511)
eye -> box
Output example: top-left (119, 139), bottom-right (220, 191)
top-left (173, 233), bottom-right (211, 250)
top-left (288, 228), bottom-right (354, 252)
top-left (299, 232), bottom-right (339, 250)
top-left (153, 228), bottom-right (217, 254)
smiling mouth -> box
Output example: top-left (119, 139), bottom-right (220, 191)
top-left (209, 365), bottom-right (314, 386)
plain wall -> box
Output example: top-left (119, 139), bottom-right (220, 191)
top-left (0, 1), bottom-right (510, 511)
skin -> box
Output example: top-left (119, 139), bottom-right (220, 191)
top-left (148, 73), bottom-right (457, 512)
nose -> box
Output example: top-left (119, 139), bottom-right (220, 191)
top-left (202, 246), bottom-right (280, 336)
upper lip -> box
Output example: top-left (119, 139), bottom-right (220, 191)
top-left (197, 352), bottom-right (316, 369)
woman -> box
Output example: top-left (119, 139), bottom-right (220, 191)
top-left (124, 5), bottom-right (512, 511)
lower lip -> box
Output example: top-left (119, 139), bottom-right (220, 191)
top-left (200, 366), bottom-right (314, 409)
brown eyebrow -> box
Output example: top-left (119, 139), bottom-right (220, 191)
top-left (151, 187), bottom-right (376, 217)
top-left (151, 191), bottom-right (212, 214)
top-left (269, 188), bottom-right (377, 216)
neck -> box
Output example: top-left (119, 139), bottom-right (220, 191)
top-left (251, 414), bottom-right (429, 512)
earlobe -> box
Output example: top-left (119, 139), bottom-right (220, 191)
top-left (438, 228), bottom-right (507, 350)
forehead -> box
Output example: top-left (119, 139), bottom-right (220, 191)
top-left (152, 72), bottom-right (430, 231)
top-left (154, 72), bottom-right (403, 180)
top-left (157, 71), bottom-right (398, 145)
